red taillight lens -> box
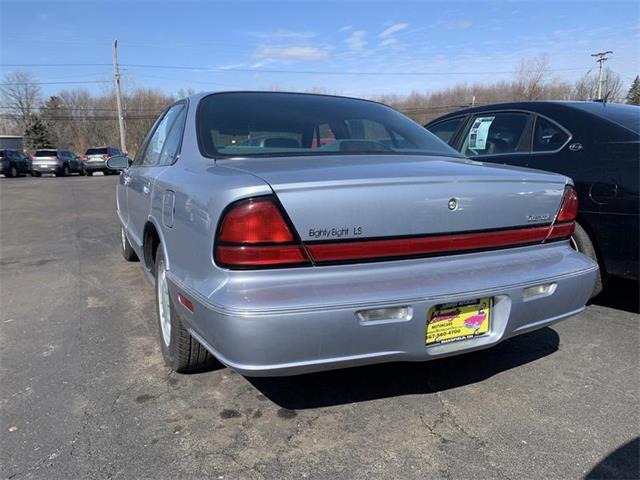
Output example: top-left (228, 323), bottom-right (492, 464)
top-left (102, 154), bottom-right (110, 160)
top-left (556, 186), bottom-right (578, 223)
top-left (215, 197), bottom-right (310, 268)
top-left (82, 155), bottom-right (88, 161)
top-left (219, 198), bottom-right (294, 243)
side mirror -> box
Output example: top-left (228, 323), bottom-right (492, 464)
top-left (106, 155), bottom-right (130, 170)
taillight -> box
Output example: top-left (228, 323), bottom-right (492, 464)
top-left (102, 153), bottom-right (110, 160)
top-left (82, 155), bottom-right (88, 161)
top-left (556, 186), bottom-right (579, 223)
top-left (547, 185), bottom-right (578, 240)
top-left (215, 197), bottom-right (310, 269)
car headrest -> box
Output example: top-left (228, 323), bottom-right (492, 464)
top-left (263, 137), bottom-right (300, 148)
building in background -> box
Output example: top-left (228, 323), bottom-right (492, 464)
top-left (0, 135), bottom-right (23, 151)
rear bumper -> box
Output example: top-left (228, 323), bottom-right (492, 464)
top-left (32, 164), bottom-right (61, 173)
top-left (85, 160), bottom-right (112, 171)
top-left (167, 242), bottom-right (597, 376)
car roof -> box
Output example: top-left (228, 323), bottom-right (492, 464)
top-left (183, 90), bottom-right (393, 109)
top-left (425, 100), bottom-right (629, 123)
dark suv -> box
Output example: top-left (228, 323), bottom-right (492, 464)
top-left (31, 149), bottom-right (84, 176)
top-left (0, 149), bottom-right (32, 177)
top-left (82, 146), bottom-right (123, 175)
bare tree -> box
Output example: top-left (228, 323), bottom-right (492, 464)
top-left (514, 54), bottom-right (550, 100)
top-left (573, 68), bottom-right (624, 102)
top-left (0, 71), bottom-right (42, 132)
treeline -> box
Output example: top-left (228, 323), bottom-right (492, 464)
top-left (1, 56), bottom-right (639, 154)
top-left (378, 57), bottom-right (639, 124)
top-left (0, 71), bottom-right (182, 155)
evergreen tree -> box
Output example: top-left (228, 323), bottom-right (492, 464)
top-left (626, 75), bottom-right (640, 105)
top-left (23, 114), bottom-right (55, 150)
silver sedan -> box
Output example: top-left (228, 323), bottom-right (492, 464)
top-left (107, 91), bottom-right (597, 376)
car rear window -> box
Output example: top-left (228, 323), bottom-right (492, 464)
top-left (34, 150), bottom-right (58, 157)
top-left (86, 148), bottom-right (108, 155)
top-left (197, 92), bottom-right (461, 158)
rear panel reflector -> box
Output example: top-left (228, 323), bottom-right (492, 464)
top-left (306, 225), bottom-right (553, 263)
top-left (216, 245), bottom-right (308, 267)
top-left (177, 293), bottom-right (194, 312)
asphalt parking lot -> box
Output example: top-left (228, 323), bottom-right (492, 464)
top-left (1, 175), bottom-right (638, 480)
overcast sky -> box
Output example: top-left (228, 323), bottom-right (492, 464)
top-left (1, 0), bottom-right (639, 98)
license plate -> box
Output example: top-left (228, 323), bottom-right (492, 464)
top-left (426, 297), bottom-right (491, 345)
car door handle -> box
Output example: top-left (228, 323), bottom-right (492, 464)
top-left (143, 184), bottom-right (150, 195)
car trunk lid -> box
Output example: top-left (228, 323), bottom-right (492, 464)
top-left (217, 155), bottom-right (568, 242)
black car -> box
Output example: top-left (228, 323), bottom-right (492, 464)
top-left (426, 101), bottom-right (639, 296)
top-left (0, 149), bottom-right (32, 177)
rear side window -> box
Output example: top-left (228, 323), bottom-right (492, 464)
top-left (141, 103), bottom-right (185, 166)
top-left (461, 113), bottom-right (532, 156)
top-left (427, 117), bottom-right (465, 144)
top-left (533, 117), bottom-right (570, 152)
top-left (157, 107), bottom-right (187, 166)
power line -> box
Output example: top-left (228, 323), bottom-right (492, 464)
top-left (0, 62), bottom-right (589, 76)
top-left (0, 80), bottom-right (110, 86)
top-left (0, 105), bottom-right (167, 113)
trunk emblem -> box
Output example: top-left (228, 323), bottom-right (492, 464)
top-left (448, 198), bottom-right (458, 210)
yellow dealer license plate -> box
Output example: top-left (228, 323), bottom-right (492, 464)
top-left (426, 298), bottom-right (491, 345)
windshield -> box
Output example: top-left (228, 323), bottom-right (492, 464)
top-left (34, 150), bottom-right (57, 157)
top-left (197, 92), bottom-right (461, 158)
top-left (86, 148), bottom-right (108, 155)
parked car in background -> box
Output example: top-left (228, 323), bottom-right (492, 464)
top-left (106, 91), bottom-right (597, 377)
top-left (82, 146), bottom-right (124, 175)
top-left (0, 149), bottom-right (31, 177)
top-left (426, 101), bottom-right (639, 296)
top-left (31, 149), bottom-right (84, 177)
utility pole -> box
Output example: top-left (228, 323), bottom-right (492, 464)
top-left (112, 39), bottom-right (127, 153)
top-left (591, 51), bottom-right (613, 100)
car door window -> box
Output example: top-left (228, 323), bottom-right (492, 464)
top-left (533, 116), bottom-right (570, 152)
top-left (158, 106), bottom-right (187, 166)
top-left (461, 112), bottom-right (532, 156)
top-left (428, 117), bottom-right (465, 144)
top-left (141, 104), bottom-right (185, 167)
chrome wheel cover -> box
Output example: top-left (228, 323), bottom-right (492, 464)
top-left (157, 260), bottom-right (171, 347)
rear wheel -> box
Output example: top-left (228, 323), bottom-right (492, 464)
top-left (32, 171), bottom-right (41, 177)
top-left (120, 227), bottom-right (138, 261)
top-left (155, 245), bottom-right (215, 373)
top-left (56, 165), bottom-right (70, 177)
top-left (7, 166), bottom-right (17, 178)
top-left (570, 222), bottom-right (604, 298)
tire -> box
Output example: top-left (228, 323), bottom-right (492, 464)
top-left (63, 165), bottom-right (70, 177)
top-left (6, 165), bottom-right (17, 178)
top-left (570, 222), bottom-right (604, 298)
top-left (155, 245), bottom-right (215, 373)
top-left (32, 171), bottom-right (41, 177)
top-left (86, 171), bottom-right (93, 176)
top-left (80, 166), bottom-right (87, 176)
top-left (120, 226), bottom-right (138, 262)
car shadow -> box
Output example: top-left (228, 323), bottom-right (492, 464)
top-left (591, 278), bottom-right (639, 314)
top-left (247, 327), bottom-right (559, 410)
top-left (585, 437), bottom-right (639, 479)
